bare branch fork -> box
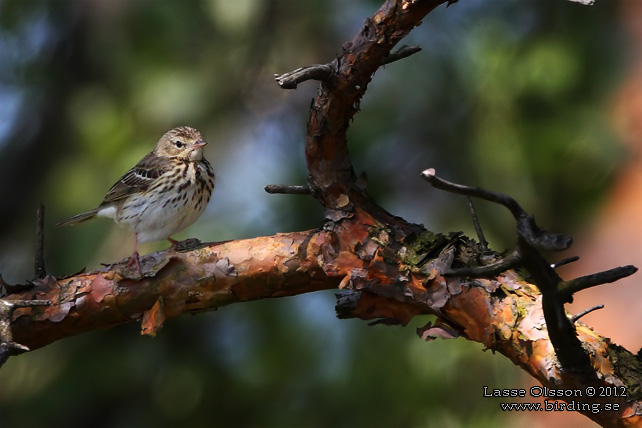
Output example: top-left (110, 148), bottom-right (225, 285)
top-left (2, 0), bottom-right (641, 426)
top-left (421, 168), bottom-right (638, 373)
top-left (274, 45), bottom-right (422, 89)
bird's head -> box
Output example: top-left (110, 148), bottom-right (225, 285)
top-left (155, 126), bottom-right (207, 161)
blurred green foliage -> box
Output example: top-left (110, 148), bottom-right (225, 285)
top-left (0, 0), bottom-right (626, 426)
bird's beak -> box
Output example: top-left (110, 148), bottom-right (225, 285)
top-left (192, 140), bottom-right (207, 150)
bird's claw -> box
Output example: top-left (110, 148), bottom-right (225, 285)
top-left (124, 251), bottom-right (143, 277)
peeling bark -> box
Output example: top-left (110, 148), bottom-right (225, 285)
top-left (3, 0), bottom-right (641, 426)
top-left (8, 232), bottom-right (335, 349)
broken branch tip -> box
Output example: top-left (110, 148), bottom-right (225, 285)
top-left (421, 168), bottom-right (436, 178)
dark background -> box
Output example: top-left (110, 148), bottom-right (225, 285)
top-left (1, 1), bottom-right (638, 427)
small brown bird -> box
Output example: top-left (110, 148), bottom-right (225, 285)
top-left (58, 126), bottom-right (215, 274)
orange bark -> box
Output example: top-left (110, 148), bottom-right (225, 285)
top-left (4, 1), bottom-right (642, 426)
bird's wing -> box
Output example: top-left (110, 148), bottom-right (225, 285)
top-left (102, 152), bottom-right (171, 203)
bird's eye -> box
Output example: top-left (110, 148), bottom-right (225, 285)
top-left (174, 140), bottom-right (183, 148)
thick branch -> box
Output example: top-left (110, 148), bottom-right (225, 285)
top-left (5, 221), bottom-right (642, 426)
top-left (272, 1), bottom-right (639, 424)
top-left (302, 0), bottom-right (448, 213)
top-left (6, 2), bottom-right (638, 427)
top-left (7, 231), bottom-right (337, 351)
top-left (0, 297), bottom-right (50, 365)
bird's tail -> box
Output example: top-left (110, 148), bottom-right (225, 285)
top-left (56, 208), bottom-right (100, 227)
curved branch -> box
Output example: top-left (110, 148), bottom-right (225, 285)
top-left (274, 64), bottom-right (334, 89)
top-left (303, 0), bottom-right (448, 213)
top-left (7, 231), bottom-right (337, 351)
top-left (559, 265), bottom-right (638, 302)
top-left (4, 1), bottom-right (640, 427)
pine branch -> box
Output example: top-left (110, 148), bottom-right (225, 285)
top-left (4, 1), bottom-right (639, 427)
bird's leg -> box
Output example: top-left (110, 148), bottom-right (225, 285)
top-left (126, 234), bottom-right (142, 275)
top-left (168, 238), bottom-right (179, 251)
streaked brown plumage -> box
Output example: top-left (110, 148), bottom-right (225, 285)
top-left (58, 126), bottom-right (215, 274)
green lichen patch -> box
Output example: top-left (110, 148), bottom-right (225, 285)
top-left (399, 230), bottom-right (460, 268)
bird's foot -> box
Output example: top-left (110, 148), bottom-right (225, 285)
top-left (125, 251), bottom-right (143, 277)
top-left (168, 238), bottom-right (203, 252)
